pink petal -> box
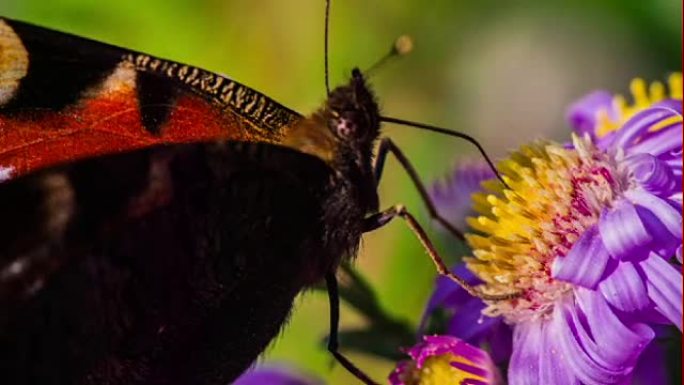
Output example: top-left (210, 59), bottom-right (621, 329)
top-left (552, 225), bottom-right (610, 288)
top-left (598, 201), bottom-right (652, 261)
top-left (598, 261), bottom-right (650, 312)
top-left (638, 255), bottom-right (683, 330)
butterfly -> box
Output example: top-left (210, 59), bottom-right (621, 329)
top-left (0, 3), bottom-right (511, 384)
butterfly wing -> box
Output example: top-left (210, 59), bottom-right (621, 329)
top-left (0, 141), bottom-right (335, 384)
top-left (0, 17), bottom-right (301, 181)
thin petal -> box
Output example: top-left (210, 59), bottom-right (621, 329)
top-left (565, 91), bottom-right (615, 136)
top-left (553, 225), bottom-right (610, 287)
top-left (634, 204), bottom-right (681, 258)
top-left (575, 288), bottom-right (654, 368)
top-left (509, 321), bottom-right (542, 385)
top-left (538, 319), bottom-right (575, 385)
top-left (610, 102), bottom-right (682, 150)
top-left (598, 201), bottom-right (652, 261)
top-left (447, 298), bottom-right (498, 342)
top-left (488, 322), bottom-right (514, 364)
top-left (627, 122), bottom-right (683, 159)
top-left (420, 264), bottom-right (479, 334)
top-left (623, 153), bottom-right (678, 197)
top-left (430, 161), bottom-right (494, 228)
top-left (554, 291), bottom-right (653, 384)
top-left (638, 255), bottom-right (683, 330)
top-left (625, 190), bottom-right (682, 242)
top-left (598, 261), bottom-right (650, 312)
top-left (553, 301), bottom-right (627, 385)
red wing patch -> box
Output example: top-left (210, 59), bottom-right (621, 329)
top-left (0, 71), bottom-right (270, 180)
top-left (0, 17), bottom-right (302, 182)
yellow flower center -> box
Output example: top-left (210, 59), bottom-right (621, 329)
top-left (596, 73), bottom-right (682, 137)
top-left (399, 353), bottom-right (488, 385)
top-left (465, 74), bottom-right (682, 323)
top-left (465, 136), bottom-right (624, 323)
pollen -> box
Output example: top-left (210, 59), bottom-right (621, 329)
top-left (596, 73), bottom-right (683, 137)
top-left (465, 136), bottom-right (623, 323)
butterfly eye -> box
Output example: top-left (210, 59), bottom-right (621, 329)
top-left (331, 110), bottom-right (366, 140)
top-left (334, 116), bottom-right (356, 138)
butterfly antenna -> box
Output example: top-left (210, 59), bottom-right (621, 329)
top-left (366, 35), bottom-right (414, 76)
top-left (380, 116), bottom-right (510, 188)
top-left (324, 0), bottom-right (331, 95)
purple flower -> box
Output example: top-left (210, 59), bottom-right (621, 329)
top-left (431, 74), bottom-right (682, 384)
top-left (390, 335), bottom-right (502, 385)
top-left (430, 160), bottom-right (496, 228)
top-left (419, 264), bottom-right (512, 364)
top-left (233, 365), bottom-right (323, 385)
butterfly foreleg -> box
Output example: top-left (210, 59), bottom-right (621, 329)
top-left (372, 137), bottom-right (464, 241)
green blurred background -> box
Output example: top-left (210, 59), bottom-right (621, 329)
top-left (1, 0), bottom-right (679, 383)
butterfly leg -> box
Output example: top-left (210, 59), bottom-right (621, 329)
top-left (363, 205), bottom-right (518, 302)
top-left (325, 272), bottom-right (380, 385)
top-left (372, 137), bottom-right (464, 241)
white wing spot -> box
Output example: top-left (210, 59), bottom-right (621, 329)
top-left (0, 166), bottom-right (14, 182)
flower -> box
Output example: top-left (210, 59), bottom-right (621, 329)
top-left (390, 335), bottom-right (502, 385)
top-left (418, 264), bottom-right (512, 364)
top-left (430, 161), bottom-right (496, 228)
top-left (435, 74), bottom-right (681, 384)
top-left (233, 365), bottom-right (323, 385)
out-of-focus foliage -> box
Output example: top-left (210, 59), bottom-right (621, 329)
top-left (0, 0), bottom-right (679, 383)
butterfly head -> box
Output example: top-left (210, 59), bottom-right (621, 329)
top-left (325, 68), bottom-right (380, 148)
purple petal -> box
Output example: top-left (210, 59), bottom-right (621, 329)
top-left (574, 289), bottom-right (654, 369)
top-left (553, 302), bottom-right (627, 384)
top-left (430, 161), bottom-right (495, 228)
top-left (627, 122), bottom-right (683, 159)
top-left (598, 261), bottom-right (650, 312)
top-left (419, 264), bottom-right (479, 334)
top-left (447, 297), bottom-right (498, 342)
top-left (623, 153), bottom-right (678, 197)
top-left (634, 204), bottom-right (681, 258)
top-left (509, 321), bottom-right (542, 385)
top-left (637, 255), bottom-right (683, 330)
top-left (598, 200), bottom-right (652, 261)
top-left (664, 157), bottom-right (683, 181)
top-left (565, 91), bottom-right (616, 136)
top-left (538, 319), bottom-right (575, 385)
top-left (552, 225), bottom-right (610, 287)
top-left (610, 102), bottom-right (682, 151)
top-left (625, 190), bottom-right (682, 245)
top-left (462, 380), bottom-right (489, 385)
top-left (554, 291), bottom-right (653, 384)
top-left (488, 321), bottom-right (514, 364)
